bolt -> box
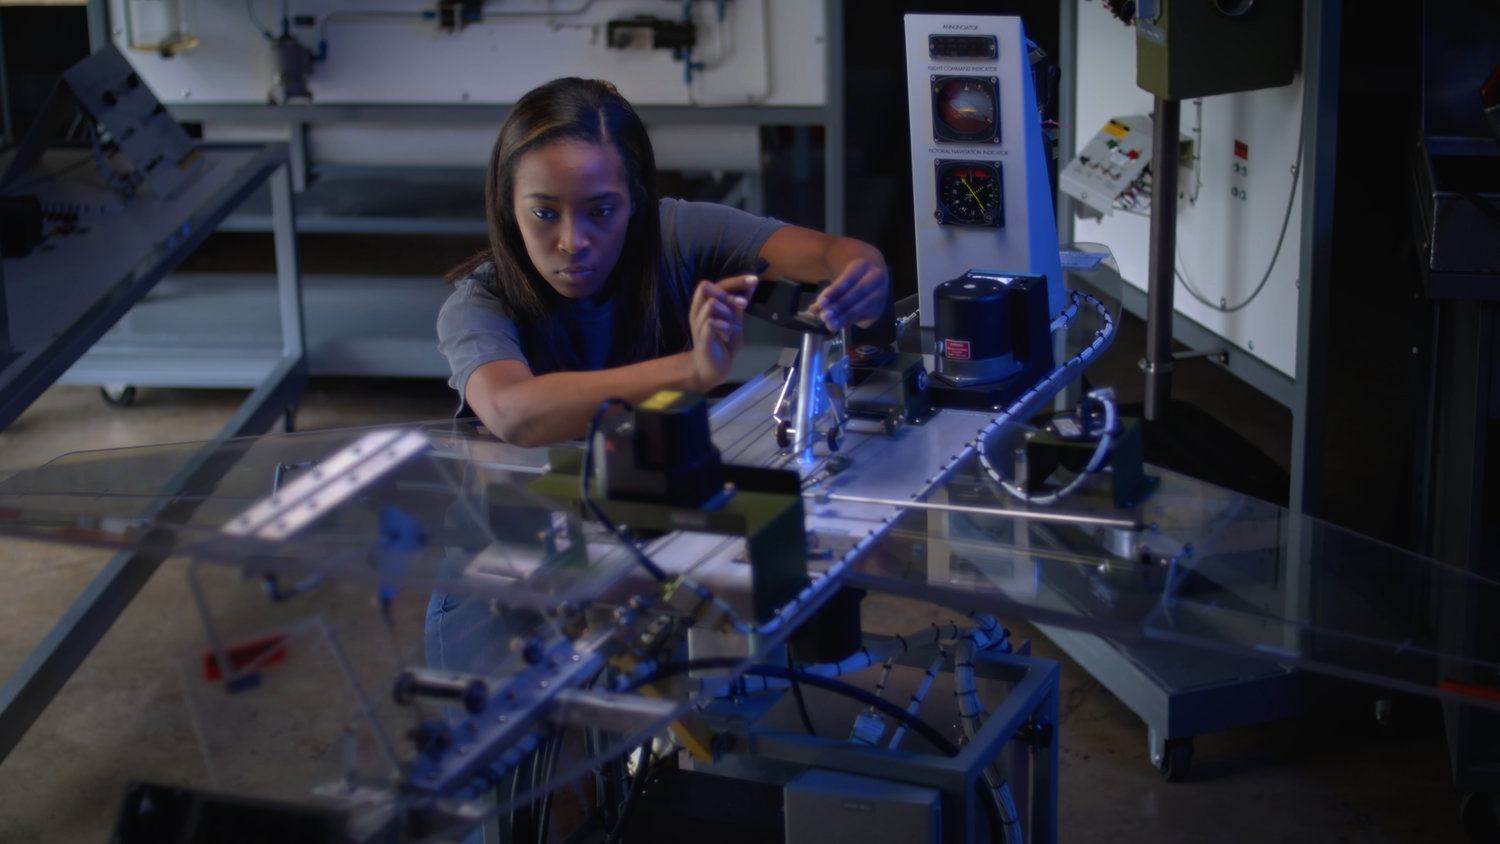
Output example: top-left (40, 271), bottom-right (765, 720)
top-left (181, 89), bottom-right (192, 99)
top-left (113, 26), bottom-right (123, 35)
top-left (1249, 340), bottom-right (1255, 350)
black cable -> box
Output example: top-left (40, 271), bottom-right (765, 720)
top-left (1174, 118), bottom-right (1305, 314)
top-left (786, 648), bottom-right (816, 735)
top-left (582, 399), bottom-right (670, 582)
top-left (602, 742), bottom-right (654, 844)
top-left (629, 660), bottom-right (960, 757)
top-left (507, 746), bottom-right (533, 844)
top-left (535, 732), bottom-right (563, 844)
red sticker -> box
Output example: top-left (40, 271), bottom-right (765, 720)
top-left (1234, 140), bottom-right (1249, 160)
top-left (944, 339), bottom-right (971, 360)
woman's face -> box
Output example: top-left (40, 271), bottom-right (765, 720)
top-left (511, 139), bottom-right (634, 300)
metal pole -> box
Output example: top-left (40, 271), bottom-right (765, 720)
top-left (1142, 96), bottom-right (1181, 421)
top-left (823, 492), bottom-right (1145, 531)
top-left (1288, 0), bottom-right (1340, 517)
top-left (793, 332), bottom-right (824, 464)
top-left (823, 0), bottom-right (844, 235)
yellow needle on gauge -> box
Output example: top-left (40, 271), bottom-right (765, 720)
top-left (961, 177), bottom-right (990, 221)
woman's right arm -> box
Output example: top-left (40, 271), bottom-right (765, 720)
top-left (465, 274), bottom-right (756, 446)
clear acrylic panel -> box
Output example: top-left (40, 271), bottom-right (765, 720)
top-left (838, 441), bottom-right (1500, 713)
top-left (0, 420), bottom-right (811, 840)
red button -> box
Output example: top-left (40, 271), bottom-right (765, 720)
top-left (1127, 150), bottom-right (1139, 160)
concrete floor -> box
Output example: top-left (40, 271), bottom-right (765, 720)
top-left (0, 238), bottom-right (1473, 842)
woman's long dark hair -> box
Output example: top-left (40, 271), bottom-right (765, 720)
top-left (448, 77), bottom-right (684, 370)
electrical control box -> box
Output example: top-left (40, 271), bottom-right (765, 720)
top-left (904, 14), bottom-right (1065, 327)
top-left (1072, 3), bottom-right (1306, 378)
top-left (1135, 0), bottom-right (1300, 100)
top-left (1058, 115), bottom-right (1153, 216)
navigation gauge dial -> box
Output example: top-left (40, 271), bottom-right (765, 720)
top-left (935, 160), bottom-right (1004, 227)
top-left (932, 75), bottom-right (999, 143)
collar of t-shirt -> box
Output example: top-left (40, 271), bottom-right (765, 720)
top-left (563, 293), bottom-right (617, 371)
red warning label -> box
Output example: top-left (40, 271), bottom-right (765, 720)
top-left (944, 339), bottom-right (971, 360)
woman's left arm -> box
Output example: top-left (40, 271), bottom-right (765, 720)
top-left (757, 225), bottom-right (889, 332)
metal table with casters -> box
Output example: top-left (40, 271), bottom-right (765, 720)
top-left (0, 141), bottom-right (307, 764)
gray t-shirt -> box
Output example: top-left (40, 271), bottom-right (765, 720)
top-left (437, 198), bottom-right (785, 412)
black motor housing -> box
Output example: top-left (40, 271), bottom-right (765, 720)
top-left (600, 391), bottom-right (724, 508)
top-left (928, 270), bottom-right (1054, 410)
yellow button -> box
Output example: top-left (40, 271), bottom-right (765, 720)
top-left (639, 390), bottom-right (683, 411)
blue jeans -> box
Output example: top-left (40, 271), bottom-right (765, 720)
top-left (425, 582), bottom-right (556, 844)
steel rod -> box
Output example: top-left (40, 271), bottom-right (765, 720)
top-left (822, 492), bottom-right (1145, 531)
top-left (792, 332), bottom-right (824, 464)
top-left (1143, 96), bottom-right (1182, 421)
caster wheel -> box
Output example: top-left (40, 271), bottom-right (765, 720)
top-left (100, 384), bottom-right (136, 407)
top-left (776, 419), bottom-right (792, 449)
top-left (1461, 791), bottom-right (1500, 842)
top-left (1155, 737), bottom-right (1193, 782)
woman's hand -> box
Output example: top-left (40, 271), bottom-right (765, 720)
top-left (689, 274), bottom-right (757, 390)
top-left (809, 258), bottom-right (889, 332)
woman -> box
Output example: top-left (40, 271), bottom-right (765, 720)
top-left (429, 82), bottom-right (889, 839)
top-left (437, 76), bottom-right (889, 446)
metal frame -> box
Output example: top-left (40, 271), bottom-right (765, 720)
top-left (702, 645), bottom-right (1059, 844)
top-left (151, 0), bottom-right (846, 233)
top-left (1436, 299), bottom-right (1500, 794)
top-left (0, 146), bottom-right (307, 765)
top-left (1056, 0), bottom-right (1342, 509)
top-left (1047, 0), bottom-right (1341, 774)
top-left (1287, 0), bottom-right (1342, 519)
top-left (0, 146), bottom-right (300, 430)
top-left (80, 1), bottom-right (844, 385)
top-left (1035, 623), bottom-right (1301, 769)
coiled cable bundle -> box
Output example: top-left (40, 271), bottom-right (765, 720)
top-left (980, 387), bottom-right (1121, 506)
